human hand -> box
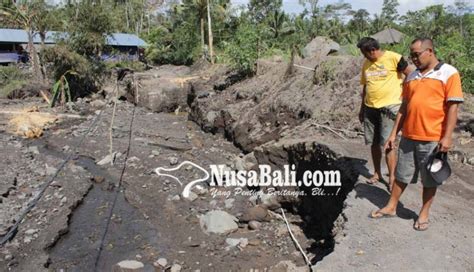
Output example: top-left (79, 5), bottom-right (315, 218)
top-left (438, 137), bottom-right (452, 152)
top-left (384, 135), bottom-right (397, 151)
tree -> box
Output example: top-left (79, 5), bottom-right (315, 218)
top-left (248, 0), bottom-right (282, 24)
top-left (207, 0), bottom-right (214, 63)
top-left (348, 9), bottom-right (370, 33)
top-left (0, 1), bottom-right (42, 81)
top-left (453, 0), bottom-right (472, 35)
top-left (323, 1), bottom-right (352, 22)
top-left (267, 10), bottom-right (294, 39)
top-left (298, 0), bottom-right (319, 19)
top-left (66, 2), bottom-right (113, 58)
top-left (380, 0), bottom-right (399, 28)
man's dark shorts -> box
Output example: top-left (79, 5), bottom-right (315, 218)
top-left (363, 104), bottom-right (400, 146)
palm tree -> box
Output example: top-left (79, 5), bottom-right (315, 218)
top-left (0, 1), bottom-right (43, 81)
top-left (267, 10), bottom-right (294, 38)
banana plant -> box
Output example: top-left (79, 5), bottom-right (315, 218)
top-left (50, 70), bottom-right (77, 108)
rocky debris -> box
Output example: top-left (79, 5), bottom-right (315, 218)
top-left (270, 260), bottom-right (309, 272)
top-left (91, 175), bottom-right (105, 183)
top-left (5, 82), bottom-right (50, 100)
top-left (302, 36), bottom-right (340, 59)
top-left (313, 56), bottom-right (361, 85)
top-left (170, 194), bottom-right (181, 201)
top-left (184, 191), bottom-right (198, 202)
top-left (256, 56), bottom-right (285, 76)
top-left (1, 67), bottom-right (472, 271)
top-left (189, 52), bottom-right (362, 152)
top-left (4, 254), bottom-right (13, 261)
top-left (24, 229), bottom-right (38, 236)
top-left (224, 198), bottom-right (235, 209)
top-left (232, 152), bottom-right (258, 171)
top-left (465, 119), bottom-right (474, 134)
top-left (97, 152), bottom-right (121, 166)
top-left (240, 205), bottom-right (271, 222)
top-left (89, 99), bottom-right (106, 108)
top-left (200, 210), bottom-right (238, 234)
top-left (113, 260), bottom-right (144, 272)
top-left (275, 223), bottom-right (303, 238)
top-left (169, 156), bottom-right (179, 165)
top-left (260, 193), bottom-right (281, 210)
top-left (134, 65), bottom-right (193, 113)
top-left (153, 258), bottom-right (168, 268)
top-left (225, 237), bottom-right (248, 250)
top-left (60, 196), bottom-right (67, 206)
top-left (27, 145), bottom-right (40, 155)
top-left (253, 132), bottom-right (359, 240)
top-left (45, 164), bottom-right (58, 175)
top-left (248, 220), bottom-right (262, 230)
top-left (139, 77), bottom-right (191, 113)
top-left (170, 264), bottom-right (182, 272)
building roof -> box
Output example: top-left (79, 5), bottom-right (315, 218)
top-left (0, 28), bottom-right (146, 47)
top-left (371, 28), bottom-right (405, 44)
top-left (107, 33), bottom-right (146, 47)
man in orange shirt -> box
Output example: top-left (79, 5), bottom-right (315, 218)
top-left (370, 38), bottom-right (464, 231)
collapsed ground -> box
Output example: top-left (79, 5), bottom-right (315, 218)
top-left (0, 41), bottom-right (473, 271)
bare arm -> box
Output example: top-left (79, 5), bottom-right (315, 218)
top-left (439, 102), bottom-right (460, 152)
top-left (402, 64), bottom-right (415, 77)
top-left (359, 85), bottom-right (366, 123)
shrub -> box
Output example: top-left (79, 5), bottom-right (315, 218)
top-left (223, 21), bottom-right (261, 75)
top-left (42, 45), bottom-right (106, 99)
top-left (0, 66), bottom-right (27, 98)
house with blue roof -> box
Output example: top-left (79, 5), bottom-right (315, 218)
top-left (0, 28), bottom-right (147, 64)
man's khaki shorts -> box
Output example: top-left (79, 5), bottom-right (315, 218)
top-left (363, 104), bottom-right (400, 146)
top-left (396, 137), bottom-right (439, 188)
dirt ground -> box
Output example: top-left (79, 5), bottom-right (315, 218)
top-left (0, 99), bottom-right (316, 271)
top-left (0, 95), bottom-right (472, 271)
top-left (0, 56), bottom-right (473, 271)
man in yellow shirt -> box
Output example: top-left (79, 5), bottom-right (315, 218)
top-left (358, 37), bottom-right (412, 191)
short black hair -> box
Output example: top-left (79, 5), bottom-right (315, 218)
top-left (357, 37), bottom-right (380, 52)
top-left (411, 37), bottom-right (434, 50)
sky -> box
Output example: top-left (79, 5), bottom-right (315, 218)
top-left (231, 0), bottom-right (463, 16)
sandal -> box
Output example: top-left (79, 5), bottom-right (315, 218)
top-left (414, 220), bottom-right (429, 231)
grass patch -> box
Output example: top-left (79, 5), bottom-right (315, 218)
top-left (0, 66), bottom-right (27, 98)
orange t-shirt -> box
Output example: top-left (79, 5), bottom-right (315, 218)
top-left (402, 63), bottom-right (464, 141)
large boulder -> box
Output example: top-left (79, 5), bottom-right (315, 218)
top-left (133, 65), bottom-right (193, 113)
top-left (302, 36), bottom-right (340, 59)
top-left (200, 210), bottom-right (239, 234)
top-left (138, 76), bottom-right (191, 112)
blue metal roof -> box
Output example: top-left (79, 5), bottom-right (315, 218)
top-left (0, 29), bottom-right (64, 44)
top-left (107, 33), bottom-right (147, 47)
top-left (0, 28), bottom-right (146, 47)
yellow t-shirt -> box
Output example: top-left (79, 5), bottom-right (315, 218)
top-left (360, 51), bottom-right (403, 108)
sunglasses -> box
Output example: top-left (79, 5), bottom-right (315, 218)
top-left (409, 49), bottom-right (429, 59)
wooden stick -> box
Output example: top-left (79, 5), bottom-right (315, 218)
top-left (0, 110), bottom-right (83, 119)
top-left (39, 90), bottom-right (51, 104)
top-left (310, 123), bottom-right (348, 140)
top-left (280, 208), bottom-right (312, 267)
top-left (293, 64), bottom-right (315, 71)
top-left (109, 81), bottom-right (119, 166)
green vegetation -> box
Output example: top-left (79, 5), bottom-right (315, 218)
top-left (0, 66), bottom-right (27, 98)
top-left (1, 0), bottom-right (473, 93)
